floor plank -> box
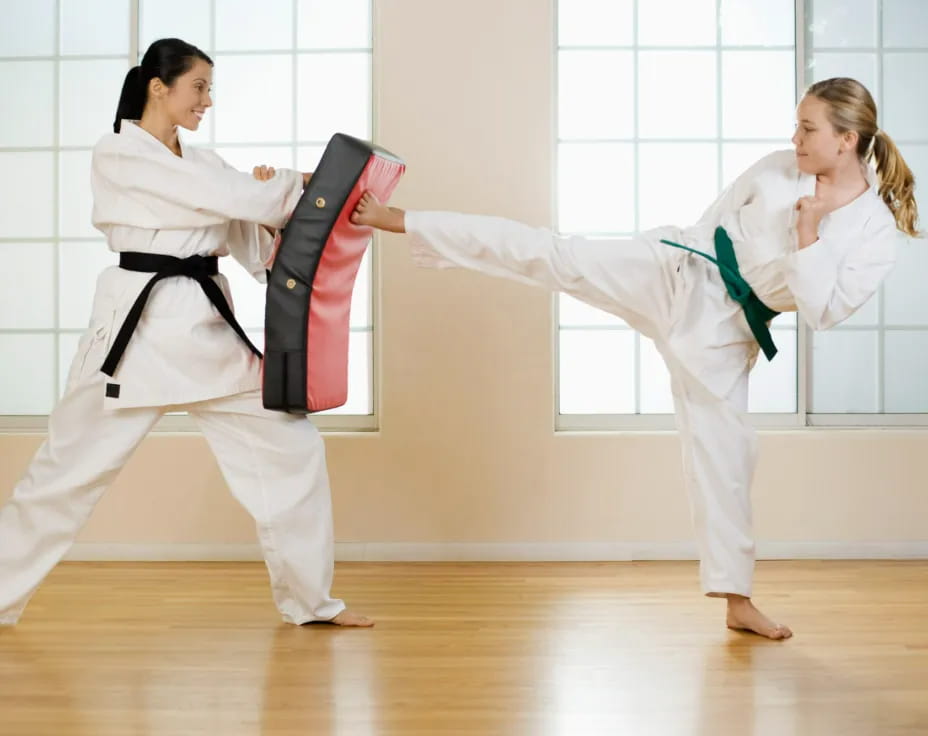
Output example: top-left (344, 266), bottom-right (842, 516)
top-left (1, 560), bottom-right (926, 735)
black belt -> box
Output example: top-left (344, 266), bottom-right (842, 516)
top-left (100, 252), bottom-right (262, 377)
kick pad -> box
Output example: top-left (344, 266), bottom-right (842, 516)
top-left (263, 133), bottom-right (404, 413)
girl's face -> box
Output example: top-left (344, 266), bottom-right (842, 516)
top-left (151, 58), bottom-right (213, 131)
top-left (791, 94), bottom-right (857, 175)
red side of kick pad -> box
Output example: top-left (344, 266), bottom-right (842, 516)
top-left (304, 153), bottom-right (404, 411)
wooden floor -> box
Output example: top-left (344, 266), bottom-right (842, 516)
top-left (1, 561), bottom-right (926, 735)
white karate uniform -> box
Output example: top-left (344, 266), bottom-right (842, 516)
top-left (405, 150), bottom-right (898, 597)
top-left (0, 122), bottom-right (344, 624)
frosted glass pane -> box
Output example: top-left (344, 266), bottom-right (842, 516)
top-left (0, 153), bottom-right (54, 238)
top-left (59, 241), bottom-right (115, 328)
top-left (140, 0), bottom-right (211, 51)
top-left (639, 52), bottom-right (716, 139)
top-left (810, 330), bottom-right (879, 412)
top-left (884, 331), bottom-right (928, 412)
top-left (559, 330), bottom-right (636, 414)
top-left (216, 0), bottom-right (292, 51)
top-left (298, 0), bottom-right (372, 49)
top-left (58, 332), bottom-right (82, 396)
top-left (748, 328), bottom-right (797, 412)
top-left (0, 0), bottom-right (55, 56)
top-left (557, 143), bottom-right (635, 233)
top-left (558, 0), bottom-right (633, 47)
top-left (721, 0), bottom-right (794, 46)
top-left (722, 51), bottom-right (795, 139)
top-left (349, 246), bottom-right (372, 328)
top-left (0, 334), bottom-right (55, 414)
top-left (722, 142), bottom-right (789, 185)
top-left (558, 51), bottom-right (634, 140)
top-left (297, 53), bottom-right (370, 142)
top-left (212, 146), bottom-right (295, 172)
top-left (883, 54), bottom-right (928, 141)
top-left (319, 330), bottom-right (372, 415)
top-left (59, 59), bottom-right (128, 146)
top-left (883, 0), bottom-right (928, 48)
top-left (808, 52), bottom-right (878, 98)
top-left (558, 293), bottom-right (624, 327)
top-left (0, 62), bottom-right (54, 146)
top-left (60, 0), bottom-right (129, 55)
top-left (840, 288), bottom-right (880, 326)
top-left (638, 0), bottom-right (716, 47)
top-left (639, 337), bottom-right (674, 413)
top-left (0, 243), bottom-right (55, 328)
top-left (219, 259), bottom-right (266, 330)
top-left (885, 240), bottom-right (928, 325)
top-left (214, 55), bottom-right (293, 143)
top-left (810, 0), bottom-right (877, 48)
top-left (296, 145), bottom-right (327, 171)
top-left (638, 143), bottom-right (718, 231)
top-left (59, 150), bottom-right (95, 238)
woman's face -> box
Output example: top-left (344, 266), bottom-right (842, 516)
top-left (791, 94), bottom-right (855, 175)
top-left (155, 58), bottom-right (213, 131)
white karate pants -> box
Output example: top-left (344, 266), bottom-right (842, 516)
top-left (0, 369), bottom-right (345, 624)
top-left (406, 210), bottom-right (760, 597)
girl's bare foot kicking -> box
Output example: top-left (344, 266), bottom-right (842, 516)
top-left (351, 191), bottom-right (405, 232)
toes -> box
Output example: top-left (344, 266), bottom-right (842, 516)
top-left (768, 624), bottom-right (792, 640)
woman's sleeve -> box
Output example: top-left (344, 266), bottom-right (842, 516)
top-left (91, 138), bottom-right (303, 230)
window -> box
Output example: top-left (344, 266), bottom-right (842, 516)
top-left (556, 0), bottom-right (797, 428)
top-left (0, 0), bottom-right (375, 429)
top-left (556, 0), bottom-right (926, 428)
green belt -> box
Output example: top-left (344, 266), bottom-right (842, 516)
top-left (659, 226), bottom-right (779, 361)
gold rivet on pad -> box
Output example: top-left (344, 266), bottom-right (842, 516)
top-left (286, 278), bottom-right (296, 289)
top-left (315, 197), bottom-right (326, 208)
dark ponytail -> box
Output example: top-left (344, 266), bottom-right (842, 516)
top-left (114, 66), bottom-right (144, 132)
top-left (113, 38), bottom-right (213, 134)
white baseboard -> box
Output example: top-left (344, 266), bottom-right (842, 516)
top-left (65, 541), bottom-right (928, 562)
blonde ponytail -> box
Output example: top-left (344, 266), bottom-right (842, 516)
top-left (870, 129), bottom-right (919, 237)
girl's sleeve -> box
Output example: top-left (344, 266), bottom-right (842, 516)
top-left (782, 213), bottom-right (898, 330)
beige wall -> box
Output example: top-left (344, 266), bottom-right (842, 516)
top-left (1, 0), bottom-right (926, 556)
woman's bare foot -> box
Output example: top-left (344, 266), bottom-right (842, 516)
top-left (350, 191), bottom-right (406, 233)
top-left (725, 595), bottom-right (792, 640)
top-left (327, 609), bottom-right (375, 627)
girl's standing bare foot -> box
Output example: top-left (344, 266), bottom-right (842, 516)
top-left (321, 609), bottom-right (375, 627)
top-left (351, 191), bottom-right (406, 232)
top-left (725, 595), bottom-right (792, 640)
